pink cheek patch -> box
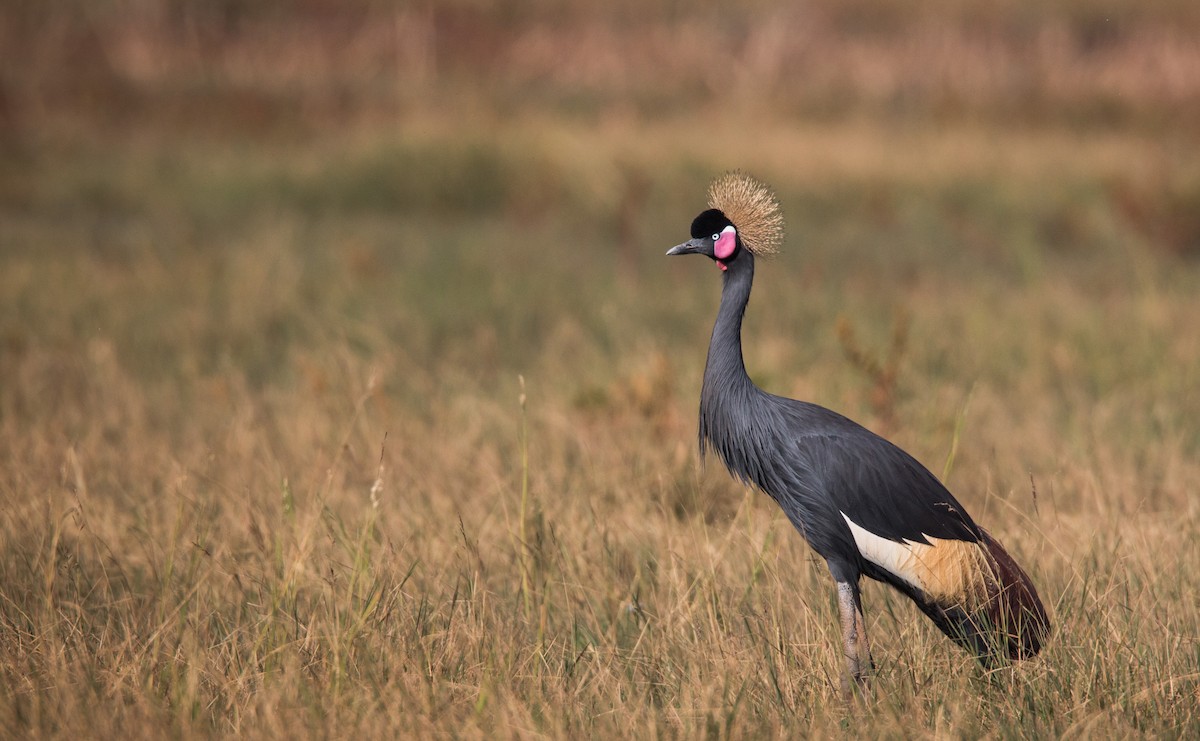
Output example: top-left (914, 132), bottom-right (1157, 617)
top-left (714, 227), bottom-right (737, 259)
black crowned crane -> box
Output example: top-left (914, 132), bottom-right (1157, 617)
top-left (666, 172), bottom-right (1050, 696)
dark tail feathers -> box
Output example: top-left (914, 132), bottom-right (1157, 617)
top-left (918, 529), bottom-right (1051, 664)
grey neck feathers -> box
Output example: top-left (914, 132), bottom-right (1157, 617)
top-left (699, 254), bottom-right (759, 455)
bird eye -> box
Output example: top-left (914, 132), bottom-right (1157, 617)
top-left (711, 233), bottom-right (720, 241)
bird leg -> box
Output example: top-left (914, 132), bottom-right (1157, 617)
top-left (836, 581), bottom-right (873, 701)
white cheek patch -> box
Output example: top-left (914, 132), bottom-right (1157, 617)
top-left (714, 225), bottom-right (737, 259)
top-left (841, 512), bottom-right (991, 606)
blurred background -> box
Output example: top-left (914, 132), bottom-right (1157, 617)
top-left (4, 0), bottom-right (1198, 480)
top-left (4, 0), bottom-right (1198, 405)
top-left (2, 0), bottom-right (1199, 735)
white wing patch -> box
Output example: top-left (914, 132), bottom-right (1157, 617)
top-left (841, 513), bottom-right (925, 590)
top-left (841, 512), bottom-right (991, 606)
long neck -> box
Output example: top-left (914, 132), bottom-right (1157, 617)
top-left (704, 255), bottom-right (755, 390)
top-left (700, 255), bottom-right (758, 460)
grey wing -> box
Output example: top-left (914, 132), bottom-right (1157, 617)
top-left (795, 430), bottom-right (981, 546)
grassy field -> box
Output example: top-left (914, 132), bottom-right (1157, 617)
top-left (2, 1), bottom-right (1200, 737)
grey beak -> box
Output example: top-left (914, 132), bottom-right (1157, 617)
top-left (666, 238), bottom-right (706, 256)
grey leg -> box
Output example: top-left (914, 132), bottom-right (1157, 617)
top-left (837, 581), bottom-right (873, 700)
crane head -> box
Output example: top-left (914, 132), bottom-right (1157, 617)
top-left (666, 209), bottom-right (740, 271)
top-left (666, 171), bottom-right (784, 271)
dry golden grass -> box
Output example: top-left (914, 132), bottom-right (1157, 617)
top-left (3, 145), bottom-right (1199, 735)
top-left (2, 1), bottom-right (1200, 737)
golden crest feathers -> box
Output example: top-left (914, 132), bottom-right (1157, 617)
top-left (707, 171), bottom-right (784, 256)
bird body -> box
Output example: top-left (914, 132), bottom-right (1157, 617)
top-left (669, 173), bottom-right (1050, 692)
